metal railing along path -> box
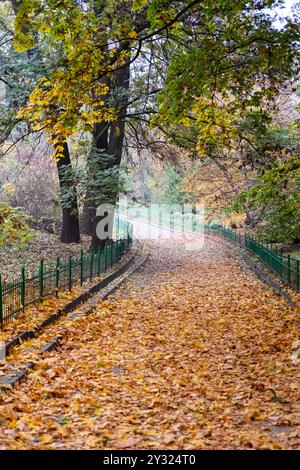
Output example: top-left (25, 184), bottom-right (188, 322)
top-left (0, 218), bottom-right (133, 325)
top-left (205, 224), bottom-right (300, 292)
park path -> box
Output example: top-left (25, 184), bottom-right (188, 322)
top-left (0, 236), bottom-right (299, 449)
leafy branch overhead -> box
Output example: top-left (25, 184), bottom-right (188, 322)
top-left (0, 0), bottom-right (299, 248)
top-left (13, 1), bottom-right (299, 159)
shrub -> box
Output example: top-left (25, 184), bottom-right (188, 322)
top-left (0, 202), bottom-right (34, 247)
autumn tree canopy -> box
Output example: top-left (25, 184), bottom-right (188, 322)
top-left (0, 0), bottom-right (299, 245)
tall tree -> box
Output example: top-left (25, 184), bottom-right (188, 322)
top-left (12, 0), bottom-right (299, 247)
top-left (7, 0), bottom-right (80, 243)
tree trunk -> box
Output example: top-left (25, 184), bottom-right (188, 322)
top-left (81, 121), bottom-right (109, 235)
top-left (56, 142), bottom-right (80, 243)
top-left (245, 209), bottom-right (255, 226)
top-left (90, 50), bottom-right (130, 252)
top-left (11, 0), bottom-right (81, 244)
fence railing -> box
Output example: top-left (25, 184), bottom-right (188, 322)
top-left (205, 224), bottom-right (300, 292)
top-left (0, 218), bottom-right (133, 325)
top-left (120, 205), bottom-right (299, 292)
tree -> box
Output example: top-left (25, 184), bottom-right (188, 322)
top-left (11, 0), bottom-right (300, 247)
top-left (0, 0), bottom-right (80, 243)
top-left (229, 121), bottom-right (300, 243)
top-left (157, 5), bottom-right (299, 147)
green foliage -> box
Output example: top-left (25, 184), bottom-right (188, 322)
top-left (0, 202), bottom-right (34, 247)
top-left (230, 158), bottom-right (300, 243)
top-left (154, 1), bottom-right (299, 154)
top-left (0, 1), bottom-right (60, 152)
top-left (13, 0), bottom-right (133, 154)
top-left (14, 0), bottom-right (299, 159)
top-left (132, 0), bottom-right (148, 10)
top-left (237, 118), bottom-right (298, 168)
top-left (3, 0), bottom-right (300, 248)
top-left (59, 149), bottom-right (125, 210)
top-left (161, 165), bottom-right (187, 205)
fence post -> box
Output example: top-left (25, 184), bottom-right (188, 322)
top-left (0, 274), bottom-right (3, 325)
top-left (90, 250), bottom-right (94, 281)
top-left (80, 250), bottom-right (83, 286)
top-left (288, 255), bottom-right (291, 285)
top-left (105, 244), bottom-right (108, 270)
top-left (130, 225), bottom-right (133, 246)
top-left (56, 256), bottom-right (60, 297)
top-left (39, 259), bottom-right (44, 299)
top-left (192, 207), bottom-right (196, 233)
top-left (68, 256), bottom-right (72, 291)
top-left (21, 267), bottom-right (25, 312)
top-left (96, 248), bottom-right (101, 276)
top-left (117, 239), bottom-right (121, 259)
top-left (110, 241), bottom-right (113, 266)
top-left (170, 210), bottom-right (174, 231)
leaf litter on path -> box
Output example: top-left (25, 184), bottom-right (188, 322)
top-left (0, 237), bottom-right (299, 450)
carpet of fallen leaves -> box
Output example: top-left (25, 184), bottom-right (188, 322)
top-left (0, 231), bottom-right (91, 281)
top-left (0, 246), bottom-right (134, 344)
top-left (0, 289), bottom-right (81, 345)
top-left (0, 236), bottom-right (299, 450)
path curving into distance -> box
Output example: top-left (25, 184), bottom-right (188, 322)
top-left (0, 236), bottom-right (299, 449)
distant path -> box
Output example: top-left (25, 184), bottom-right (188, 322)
top-left (122, 214), bottom-right (203, 239)
top-left (0, 237), bottom-right (299, 449)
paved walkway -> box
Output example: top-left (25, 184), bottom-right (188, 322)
top-left (0, 237), bottom-right (299, 449)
